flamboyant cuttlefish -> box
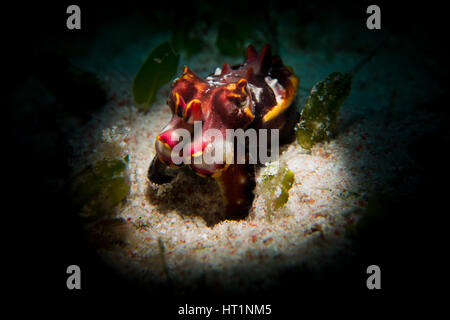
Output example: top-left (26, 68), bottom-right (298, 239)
top-left (148, 44), bottom-right (299, 219)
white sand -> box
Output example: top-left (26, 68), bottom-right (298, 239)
top-left (68, 27), bottom-right (439, 292)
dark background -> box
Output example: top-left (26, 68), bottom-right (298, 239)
top-left (4, 0), bottom-right (448, 315)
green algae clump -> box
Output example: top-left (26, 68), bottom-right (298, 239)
top-left (132, 41), bottom-right (179, 111)
top-left (295, 72), bottom-right (352, 149)
top-left (257, 162), bottom-right (295, 220)
top-left (72, 158), bottom-right (130, 219)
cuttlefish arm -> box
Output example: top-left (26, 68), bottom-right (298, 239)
top-left (215, 163), bottom-right (255, 219)
top-left (147, 155), bottom-right (178, 185)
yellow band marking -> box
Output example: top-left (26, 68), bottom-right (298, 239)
top-left (243, 107), bottom-right (254, 119)
top-left (262, 74), bottom-right (299, 123)
top-left (183, 99), bottom-right (201, 121)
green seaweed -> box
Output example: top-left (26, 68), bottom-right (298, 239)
top-left (295, 72), bottom-right (353, 149)
top-left (72, 158), bottom-right (130, 217)
top-left (257, 162), bottom-right (295, 220)
top-left (132, 41), bottom-right (179, 111)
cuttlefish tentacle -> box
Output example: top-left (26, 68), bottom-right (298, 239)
top-left (215, 163), bottom-right (256, 219)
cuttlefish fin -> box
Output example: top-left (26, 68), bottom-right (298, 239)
top-left (215, 163), bottom-right (255, 220)
top-left (258, 44), bottom-right (272, 75)
top-left (246, 44), bottom-right (273, 75)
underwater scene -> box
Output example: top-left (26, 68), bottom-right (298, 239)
top-left (7, 0), bottom-right (449, 313)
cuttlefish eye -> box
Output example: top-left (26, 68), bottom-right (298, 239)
top-left (225, 79), bottom-right (251, 108)
top-left (226, 79), bottom-right (247, 99)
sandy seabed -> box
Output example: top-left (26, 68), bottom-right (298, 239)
top-left (68, 61), bottom-right (435, 293)
top-left (65, 14), bottom-right (443, 291)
